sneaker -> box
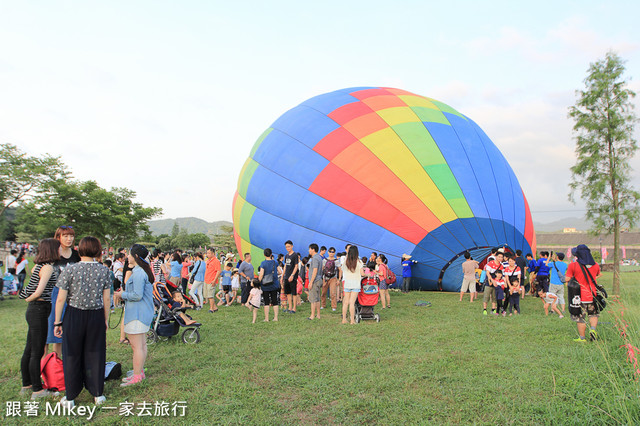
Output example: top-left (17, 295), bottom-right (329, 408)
top-left (332, 308), bottom-right (336, 311)
top-left (120, 374), bottom-right (144, 387)
top-left (94, 395), bottom-right (106, 405)
top-left (123, 369), bottom-right (145, 382)
top-left (31, 389), bottom-right (51, 400)
top-left (320, 307), bottom-right (324, 310)
top-left (59, 396), bottom-right (74, 409)
top-left (502, 312), bottom-right (506, 317)
top-left (483, 310), bottom-right (487, 316)
top-left (20, 386), bottom-right (32, 396)
top-left (589, 329), bottom-right (598, 341)
top-left (573, 337), bottom-right (587, 343)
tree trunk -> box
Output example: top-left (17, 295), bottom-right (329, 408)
top-left (613, 212), bottom-right (620, 296)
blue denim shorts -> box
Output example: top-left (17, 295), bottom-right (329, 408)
top-left (343, 288), bottom-right (360, 293)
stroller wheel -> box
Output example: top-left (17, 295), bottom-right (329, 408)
top-left (355, 315), bottom-right (361, 324)
top-left (375, 314), bottom-right (380, 323)
top-left (146, 329), bottom-right (158, 345)
top-left (181, 327), bottom-right (201, 344)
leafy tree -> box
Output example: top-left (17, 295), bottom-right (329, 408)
top-left (171, 222), bottom-right (180, 238)
top-left (568, 51), bottom-right (639, 295)
top-left (212, 224), bottom-right (236, 253)
top-left (16, 179), bottom-right (162, 250)
top-left (189, 233), bottom-right (211, 250)
top-left (0, 143), bottom-right (69, 217)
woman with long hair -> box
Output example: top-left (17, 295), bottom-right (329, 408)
top-left (15, 250), bottom-right (29, 292)
top-left (19, 238), bottom-right (60, 399)
top-left (168, 252), bottom-right (182, 287)
top-left (340, 245), bottom-right (365, 324)
top-left (113, 244), bottom-right (155, 386)
top-left (54, 236), bottom-right (110, 407)
top-left (47, 225), bottom-right (80, 358)
top-left (189, 252), bottom-right (206, 309)
top-left (376, 254), bottom-right (391, 309)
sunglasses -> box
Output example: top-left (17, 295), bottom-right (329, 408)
top-left (329, 251), bottom-right (335, 253)
top-left (60, 225), bottom-right (73, 229)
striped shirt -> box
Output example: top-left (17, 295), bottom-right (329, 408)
top-left (152, 259), bottom-right (165, 283)
top-left (19, 263), bottom-right (58, 301)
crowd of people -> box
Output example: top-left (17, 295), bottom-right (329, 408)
top-left (6, 227), bottom-right (607, 407)
top-left (459, 245), bottom-right (604, 342)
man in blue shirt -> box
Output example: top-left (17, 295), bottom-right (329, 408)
top-left (535, 251), bottom-right (551, 293)
top-left (526, 253), bottom-right (537, 295)
top-left (547, 252), bottom-right (567, 312)
top-left (401, 254), bottom-right (418, 293)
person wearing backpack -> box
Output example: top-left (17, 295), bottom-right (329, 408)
top-left (565, 244), bottom-right (603, 343)
top-left (321, 247), bottom-right (339, 311)
top-left (376, 254), bottom-right (391, 309)
top-left (258, 248), bottom-right (280, 322)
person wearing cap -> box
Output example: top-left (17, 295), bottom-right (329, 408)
top-left (113, 244), bottom-right (155, 387)
top-left (401, 254), bottom-right (418, 293)
top-left (53, 236), bottom-right (111, 408)
top-left (565, 244), bottom-right (603, 342)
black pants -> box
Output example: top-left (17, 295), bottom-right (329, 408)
top-left (497, 300), bottom-right (504, 313)
top-left (509, 294), bottom-right (520, 313)
top-left (503, 293), bottom-right (510, 312)
top-left (181, 278), bottom-right (188, 294)
top-left (240, 281), bottom-right (250, 304)
top-left (21, 301), bottom-right (51, 391)
top-left (62, 306), bottom-right (106, 400)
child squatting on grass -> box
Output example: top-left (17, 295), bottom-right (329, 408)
top-left (538, 287), bottom-right (564, 318)
top-left (245, 278), bottom-right (263, 323)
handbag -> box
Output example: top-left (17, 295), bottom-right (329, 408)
top-left (189, 261), bottom-right (201, 285)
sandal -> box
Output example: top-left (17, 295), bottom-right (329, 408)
top-left (119, 338), bottom-right (130, 345)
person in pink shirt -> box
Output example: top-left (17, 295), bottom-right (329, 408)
top-left (245, 279), bottom-right (263, 324)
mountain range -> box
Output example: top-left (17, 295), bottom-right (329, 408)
top-left (147, 217), bottom-right (232, 236)
top-left (149, 216), bottom-right (594, 237)
top-left (532, 217), bottom-right (593, 233)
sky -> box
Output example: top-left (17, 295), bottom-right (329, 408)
top-left (1, 0), bottom-right (639, 225)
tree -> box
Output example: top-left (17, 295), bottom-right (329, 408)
top-left (568, 51), bottom-right (639, 296)
top-left (189, 233), bottom-right (211, 250)
top-left (16, 179), bottom-right (162, 249)
top-left (212, 224), bottom-right (236, 253)
top-left (0, 143), bottom-right (69, 217)
top-left (171, 222), bottom-right (180, 238)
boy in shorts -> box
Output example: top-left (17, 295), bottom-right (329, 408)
top-left (537, 287), bottom-right (564, 318)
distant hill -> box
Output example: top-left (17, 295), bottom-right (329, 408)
top-left (148, 217), bottom-right (232, 237)
top-left (533, 217), bottom-right (593, 233)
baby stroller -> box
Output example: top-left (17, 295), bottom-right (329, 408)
top-left (148, 282), bottom-right (202, 344)
top-left (355, 277), bottom-right (381, 323)
top-left (164, 279), bottom-right (198, 307)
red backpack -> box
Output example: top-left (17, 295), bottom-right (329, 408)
top-left (385, 266), bottom-right (396, 285)
top-left (40, 352), bottom-right (65, 391)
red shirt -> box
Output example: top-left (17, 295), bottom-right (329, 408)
top-left (565, 262), bottom-right (600, 302)
top-left (204, 257), bottom-right (221, 285)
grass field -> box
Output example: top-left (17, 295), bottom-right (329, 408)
top-left (1, 272), bottom-right (640, 425)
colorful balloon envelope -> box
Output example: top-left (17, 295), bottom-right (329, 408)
top-left (233, 87), bottom-right (536, 291)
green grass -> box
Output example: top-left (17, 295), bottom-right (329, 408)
top-left (1, 272), bottom-right (640, 424)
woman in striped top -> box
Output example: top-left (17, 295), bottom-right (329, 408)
top-left (19, 238), bottom-right (60, 399)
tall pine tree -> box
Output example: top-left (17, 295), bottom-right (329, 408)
top-left (569, 51), bottom-right (639, 296)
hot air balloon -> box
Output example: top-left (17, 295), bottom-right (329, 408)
top-left (233, 87), bottom-right (536, 291)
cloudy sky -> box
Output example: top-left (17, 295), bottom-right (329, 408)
top-left (1, 0), bottom-right (639, 224)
